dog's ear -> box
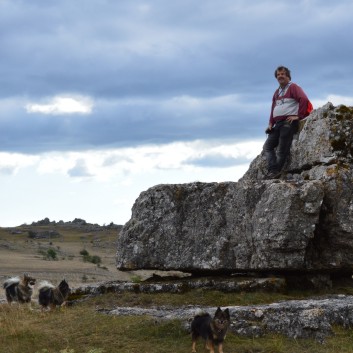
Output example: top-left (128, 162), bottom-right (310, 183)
top-left (224, 308), bottom-right (230, 318)
top-left (215, 307), bottom-right (222, 314)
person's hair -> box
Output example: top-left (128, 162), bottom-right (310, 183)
top-left (274, 66), bottom-right (291, 80)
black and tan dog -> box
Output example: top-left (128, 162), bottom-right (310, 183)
top-left (3, 273), bottom-right (36, 304)
top-left (191, 307), bottom-right (230, 353)
top-left (38, 279), bottom-right (71, 310)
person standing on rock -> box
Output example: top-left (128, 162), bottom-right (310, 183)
top-left (263, 66), bottom-right (311, 179)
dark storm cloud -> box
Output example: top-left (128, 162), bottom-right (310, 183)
top-left (1, 0), bottom-right (353, 154)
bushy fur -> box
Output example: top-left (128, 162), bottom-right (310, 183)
top-left (3, 273), bottom-right (36, 304)
top-left (38, 279), bottom-right (71, 309)
top-left (191, 307), bottom-right (230, 353)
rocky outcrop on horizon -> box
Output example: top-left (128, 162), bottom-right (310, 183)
top-left (116, 103), bottom-right (353, 277)
top-left (30, 217), bottom-right (121, 230)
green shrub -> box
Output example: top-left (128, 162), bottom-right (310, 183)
top-left (80, 249), bottom-right (89, 256)
top-left (80, 249), bottom-right (102, 265)
top-left (38, 248), bottom-right (58, 260)
top-left (87, 255), bottom-right (101, 265)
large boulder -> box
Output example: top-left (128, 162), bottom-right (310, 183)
top-left (116, 103), bottom-right (353, 275)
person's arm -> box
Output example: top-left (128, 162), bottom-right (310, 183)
top-left (291, 83), bottom-right (310, 119)
top-left (268, 92), bottom-right (277, 128)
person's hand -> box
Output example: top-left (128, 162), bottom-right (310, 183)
top-left (265, 126), bottom-right (272, 134)
top-left (286, 115), bottom-right (299, 123)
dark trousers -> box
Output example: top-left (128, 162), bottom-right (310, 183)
top-left (263, 120), bottom-right (298, 172)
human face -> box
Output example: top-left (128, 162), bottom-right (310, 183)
top-left (276, 69), bottom-right (290, 87)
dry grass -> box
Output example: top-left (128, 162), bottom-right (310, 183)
top-left (0, 302), bottom-right (190, 353)
top-left (3, 224), bottom-right (353, 352)
top-left (2, 293), bottom-right (353, 353)
top-left (0, 224), bottom-right (131, 289)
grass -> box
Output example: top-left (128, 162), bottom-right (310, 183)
top-left (3, 290), bottom-right (353, 353)
top-left (0, 304), bottom-right (189, 353)
top-left (0, 224), bottom-right (121, 286)
top-left (83, 284), bottom-right (353, 309)
top-left (3, 224), bottom-right (353, 352)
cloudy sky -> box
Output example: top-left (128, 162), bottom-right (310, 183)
top-left (1, 0), bottom-right (353, 227)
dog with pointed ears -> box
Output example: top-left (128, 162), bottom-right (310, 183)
top-left (38, 279), bottom-right (71, 310)
top-left (3, 273), bottom-right (36, 304)
top-left (191, 307), bottom-right (231, 353)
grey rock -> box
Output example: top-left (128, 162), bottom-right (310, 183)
top-left (116, 103), bottom-right (353, 274)
top-left (72, 277), bottom-right (286, 296)
top-left (99, 295), bottom-right (353, 341)
top-left (116, 180), bottom-right (324, 272)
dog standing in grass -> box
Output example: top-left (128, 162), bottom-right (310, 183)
top-left (38, 279), bottom-right (71, 310)
top-left (191, 307), bottom-right (230, 353)
top-left (3, 273), bottom-right (36, 304)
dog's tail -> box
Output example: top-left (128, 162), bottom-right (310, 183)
top-left (38, 280), bottom-right (55, 293)
top-left (193, 311), bottom-right (210, 319)
top-left (3, 277), bottom-right (20, 289)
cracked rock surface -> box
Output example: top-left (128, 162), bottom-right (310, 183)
top-left (116, 103), bottom-right (353, 275)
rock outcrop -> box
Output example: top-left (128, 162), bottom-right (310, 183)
top-left (116, 103), bottom-right (353, 276)
top-left (99, 295), bottom-right (353, 341)
top-left (72, 277), bottom-right (286, 297)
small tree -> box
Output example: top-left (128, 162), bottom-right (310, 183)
top-left (46, 248), bottom-right (57, 260)
top-left (80, 249), bottom-right (89, 256)
top-left (89, 255), bottom-right (101, 265)
top-left (80, 249), bottom-right (101, 265)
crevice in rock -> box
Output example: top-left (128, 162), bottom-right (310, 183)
top-left (304, 196), bottom-right (331, 270)
top-left (287, 159), bottom-right (340, 176)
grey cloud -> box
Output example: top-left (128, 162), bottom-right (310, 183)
top-left (67, 159), bottom-right (92, 177)
top-left (2, 1), bottom-right (352, 100)
top-left (102, 155), bottom-right (133, 167)
top-left (0, 96), bottom-right (266, 154)
top-left (0, 166), bottom-right (16, 175)
top-left (185, 153), bottom-right (250, 168)
top-left (1, 1), bottom-right (353, 154)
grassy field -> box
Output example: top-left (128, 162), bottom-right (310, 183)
top-left (0, 223), bottom-right (132, 289)
top-left (3, 223), bottom-right (353, 352)
top-left (2, 291), bottom-right (353, 353)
